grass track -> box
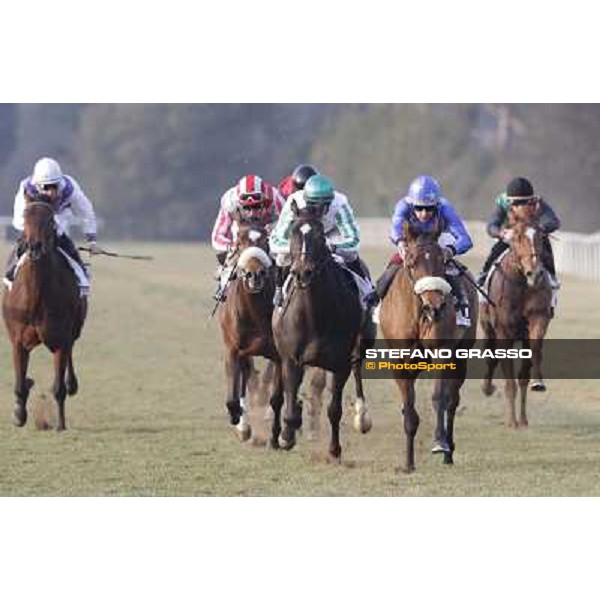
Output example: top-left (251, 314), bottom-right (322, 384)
top-left (0, 242), bottom-right (598, 496)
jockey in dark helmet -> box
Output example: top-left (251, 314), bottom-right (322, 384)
top-left (277, 164), bottom-right (318, 199)
top-left (477, 176), bottom-right (561, 307)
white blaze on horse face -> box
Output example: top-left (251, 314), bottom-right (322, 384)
top-left (526, 227), bottom-right (536, 243)
top-left (249, 230), bottom-right (262, 243)
top-left (300, 223), bottom-right (311, 255)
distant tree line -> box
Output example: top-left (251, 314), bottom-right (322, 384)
top-left (1, 103), bottom-right (599, 238)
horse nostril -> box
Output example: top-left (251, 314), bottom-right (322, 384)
top-left (526, 271), bottom-right (533, 277)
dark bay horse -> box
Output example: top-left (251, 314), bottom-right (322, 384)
top-left (379, 223), bottom-right (478, 471)
top-left (272, 216), bottom-right (371, 460)
top-left (218, 224), bottom-right (283, 443)
top-left (480, 214), bottom-right (552, 427)
top-left (2, 201), bottom-right (86, 431)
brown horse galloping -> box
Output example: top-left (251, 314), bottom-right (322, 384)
top-left (218, 224), bottom-right (283, 444)
top-left (272, 216), bottom-right (372, 461)
top-left (2, 201), bottom-right (86, 431)
top-left (480, 214), bottom-right (553, 428)
top-left (379, 223), bottom-right (478, 472)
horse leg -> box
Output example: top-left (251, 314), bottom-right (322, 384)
top-left (397, 377), bottom-right (419, 473)
top-left (66, 350), bottom-right (78, 396)
top-left (279, 359), bottom-right (304, 451)
top-left (352, 361), bottom-right (372, 434)
top-left (529, 319), bottom-right (549, 392)
top-left (499, 356), bottom-right (518, 428)
top-left (305, 368), bottom-right (326, 441)
top-left (328, 366), bottom-right (351, 460)
top-left (235, 357), bottom-right (252, 442)
top-left (12, 344), bottom-right (33, 427)
top-left (431, 376), bottom-right (451, 455)
top-left (269, 361), bottom-right (284, 449)
top-left (481, 327), bottom-right (498, 396)
top-left (53, 348), bottom-right (69, 431)
top-left (517, 356), bottom-right (531, 428)
top-left (224, 349), bottom-right (242, 426)
top-left (444, 360), bottom-right (467, 465)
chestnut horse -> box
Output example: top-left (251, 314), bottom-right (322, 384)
top-left (379, 223), bottom-right (478, 471)
top-left (218, 223), bottom-right (284, 444)
top-left (272, 216), bottom-right (372, 461)
top-left (480, 214), bottom-right (553, 427)
top-left (2, 201), bottom-right (86, 431)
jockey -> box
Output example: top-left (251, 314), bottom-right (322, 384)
top-left (376, 175), bottom-right (473, 326)
top-left (277, 164), bottom-right (318, 199)
top-left (269, 173), bottom-right (377, 308)
top-left (4, 157), bottom-right (102, 294)
top-left (477, 177), bottom-right (561, 292)
top-left (211, 174), bottom-right (284, 300)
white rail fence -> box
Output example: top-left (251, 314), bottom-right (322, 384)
top-left (360, 218), bottom-right (600, 282)
top-left (2, 215), bottom-right (599, 281)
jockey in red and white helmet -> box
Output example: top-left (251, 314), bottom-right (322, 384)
top-left (211, 174), bottom-right (284, 300)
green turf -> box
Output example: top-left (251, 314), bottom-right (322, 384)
top-left (0, 242), bottom-right (598, 496)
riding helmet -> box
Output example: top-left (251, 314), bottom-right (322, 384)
top-left (406, 175), bottom-right (441, 207)
top-left (506, 177), bottom-right (534, 201)
top-left (292, 164), bottom-right (318, 191)
top-left (303, 174), bottom-right (335, 204)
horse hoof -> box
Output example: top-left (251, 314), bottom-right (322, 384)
top-left (328, 446), bottom-right (342, 461)
top-left (396, 465), bottom-right (415, 474)
top-left (356, 413), bottom-right (372, 434)
top-left (13, 406), bottom-right (27, 427)
top-left (432, 440), bottom-right (450, 454)
top-left (235, 420), bottom-right (251, 442)
top-left (55, 425), bottom-right (66, 433)
top-left (481, 381), bottom-right (496, 397)
top-left (269, 438), bottom-right (280, 450)
top-left (278, 433), bottom-right (295, 451)
top-left (443, 453), bottom-right (454, 465)
top-left (226, 402), bottom-right (242, 426)
top-left (519, 420), bottom-right (529, 428)
top-left (67, 378), bottom-right (79, 396)
top-left (530, 381), bottom-right (546, 392)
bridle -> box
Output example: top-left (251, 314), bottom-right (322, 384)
top-left (403, 240), bottom-right (451, 322)
top-left (290, 222), bottom-right (333, 289)
top-left (23, 201), bottom-right (56, 262)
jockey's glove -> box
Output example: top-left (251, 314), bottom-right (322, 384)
top-left (500, 229), bottom-right (514, 243)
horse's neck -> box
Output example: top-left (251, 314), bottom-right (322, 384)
top-left (500, 249), bottom-right (524, 281)
top-left (20, 253), bottom-right (62, 303)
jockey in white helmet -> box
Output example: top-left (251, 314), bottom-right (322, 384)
top-left (5, 157), bottom-right (104, 295)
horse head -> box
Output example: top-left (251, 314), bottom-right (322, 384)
top-left (403, 220), bottom-right (451, 322)
top-left (235, 224), bottom-right (272, 294)
top-left (23, 199), bottom-right (56, 262)
top-left (289, 216), bottom-right (329, 288)
top-left (507, 212), bottom-right (546, 287)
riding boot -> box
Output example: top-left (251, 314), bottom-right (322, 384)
top-left (375, 262), bottom-right (401, 300)
top-left (477, 240), bottom-right (509, 286)
top-left (57, 234), bottom-right (88, 276)
top-left (346, 257), bottom-right (379, 308)
top-left (4, 238), bottom-right (26, 283)
top-left (542, 237), bottom-right (560, 288)
top-left (446, 274), bottom-right (471, 327)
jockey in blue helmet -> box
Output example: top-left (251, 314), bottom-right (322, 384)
top-left (375, 175), bottom-right (473, 326)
